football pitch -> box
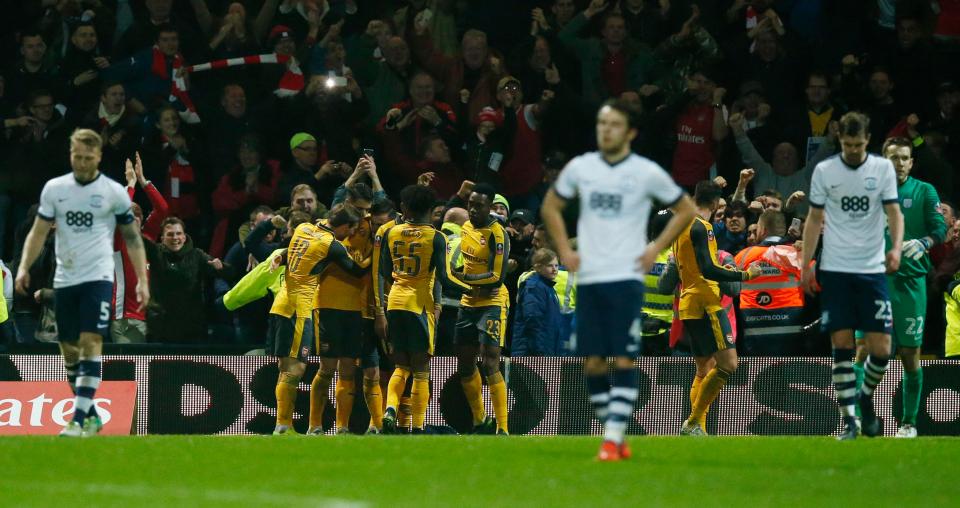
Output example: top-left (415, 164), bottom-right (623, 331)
top-left (2, 436), bottom-right (958, 507)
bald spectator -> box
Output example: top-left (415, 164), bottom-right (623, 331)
top-left (412, 26), bottom-right (503, 125)
top-left (730, 113), bottom-right (837, 216)
top-left (379, 72), bottom-right (458, 185)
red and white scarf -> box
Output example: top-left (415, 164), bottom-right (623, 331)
top-left (183, 53), bottom-right (304, 98)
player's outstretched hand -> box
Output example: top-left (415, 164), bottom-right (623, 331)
top-left (745, 263), bottom-right (763, 280)
top-left (208, 258), bottom-right (224, 270)
top-left (885, 249), bottom-right (901, 273)
top-left (801, 267), bottom-right (819, 296)
top-left (135, 280), bottom-right (150, 312)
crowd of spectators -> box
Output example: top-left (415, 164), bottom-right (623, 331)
top-left (2, 0), bottom-right (960, 357)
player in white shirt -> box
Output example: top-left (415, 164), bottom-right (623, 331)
top-left (541, 99), bottom-right (696, 461)
top-left (801, 112), bottom-right (904, 440)
top-left (15, 129), bottom-right (150, 437)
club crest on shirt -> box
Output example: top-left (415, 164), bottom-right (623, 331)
top-left (707, 229), bottom-right (715, 241)
top-left (864, 177), bottom-right (878, 191)
top-left (479, 237), bottom-right (486, 246)
top-left (903, 198), bottom-right (913, 209)
top-left (374, 234), bottom-right (382, 247)
top-left (90, 194), bottom-right (104, 208)
top-left (496, 242), bottom-right (504, 254)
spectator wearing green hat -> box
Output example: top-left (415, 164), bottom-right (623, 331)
top-left (277, 132), bottom-right (352, 208)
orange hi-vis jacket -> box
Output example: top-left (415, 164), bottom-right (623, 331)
top-left (734, 240), bottom-right (805, 339)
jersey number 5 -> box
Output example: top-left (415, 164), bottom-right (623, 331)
top-left (393, 241), bottom-right (422, 275)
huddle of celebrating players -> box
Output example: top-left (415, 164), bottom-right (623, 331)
top-left (269, 169), bottom-right (512, 435)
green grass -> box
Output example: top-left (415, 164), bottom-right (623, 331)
top-left (2, 435), bottom-right (958, 507)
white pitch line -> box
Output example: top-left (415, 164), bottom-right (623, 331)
top-left (8, 481), bottom-right (369, 508)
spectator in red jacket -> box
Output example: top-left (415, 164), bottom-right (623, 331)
top-left (112, 153), bottom-right (169, 344)
top-left (210, 135), bottom-right (281, 258)
top-left (495, 76), bottom-right (555, 209)
top-left (378, 72), bottom-right (459, 175)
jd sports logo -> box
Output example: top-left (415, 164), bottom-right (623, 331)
top-left (589, 192), bottom-right (622, 217)
top-left (756, 292), bottom-right (773, 306)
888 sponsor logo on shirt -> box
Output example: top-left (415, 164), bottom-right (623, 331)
top-left (65, 210), bottom-right (95, 230)
top-left (589, 192), bottom-right (623, 218)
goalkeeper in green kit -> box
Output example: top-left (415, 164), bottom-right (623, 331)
top-left (855, 134), bottom-right (946, 438)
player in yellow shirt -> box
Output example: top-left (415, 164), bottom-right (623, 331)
top-left (674, 181), bottom-right (760, 436)
top-left (310, 184), bottom-right (375, 435)
top-left (376, 185), bottom-right (468, 433)
top-left (271, 204), bottom-right (366, 435)
top-left (450, 183), bottom-right (511, 435)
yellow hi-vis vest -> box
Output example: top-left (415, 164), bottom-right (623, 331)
top-left (642, 249), bottom-right (674, 336)
top-left (519, 269), bottom-right (575, 313)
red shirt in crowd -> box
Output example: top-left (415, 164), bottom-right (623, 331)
top-left (671, 103), bottom-right (717, 187)
top-left (601, 49), bottom-right (627, 98)
top-left (499, 104), bottom-right (543, 198)
top-left (112, 183), bottom-right (168, 322)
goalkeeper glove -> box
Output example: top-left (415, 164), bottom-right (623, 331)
top-left (902, 238), bottom-right (932, 261)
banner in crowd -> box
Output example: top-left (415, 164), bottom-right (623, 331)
top-left (0, 381), bottom-right (136, 435)
top-left (1, 356), bottom-right (958, 436)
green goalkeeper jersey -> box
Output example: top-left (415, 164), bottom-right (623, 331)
top-left (885, 176), bottom-right (946, 279)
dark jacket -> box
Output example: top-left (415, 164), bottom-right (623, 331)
top-left (145, 236), bottom-right (232, 343)
top-left (512, 273), bottom-right (564, 356)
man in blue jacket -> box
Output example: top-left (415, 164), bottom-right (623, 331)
top-left (513, 249), bottom-right (565, 356)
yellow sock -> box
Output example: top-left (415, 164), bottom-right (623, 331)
top-left (309, 370), bottom-right (333, 429)
top-left (460, 369), bottom-right (486, 425)
top-left (398, 396), bottom-right (412, 428)
top-left (690, 374), bottom-right (707, 429)
top-left (386, 366), bottom-right (411, 410)
top-left (363, 377), bottom-right (384, 430)
top-left (275, 372), bottom-right (299, 427)
top-left (690, 368), bottom-right (730, 425)
top-left (487, 372), bottom-right (508, 433)
top-left (411, 372), bottom-right (430, 429)
top-left (335, 377), bottom-right (355, 430)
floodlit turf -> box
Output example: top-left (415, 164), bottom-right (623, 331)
top-left (2, 435), bottom-right (958, 507)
